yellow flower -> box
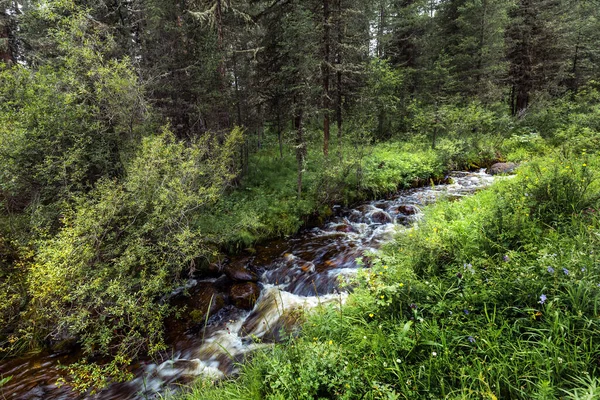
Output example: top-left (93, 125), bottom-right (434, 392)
top-left (380, 295), bottom-right (385, 299)
top-left (399, 283), bottom-right (404, 287)
top-left (369, 313), bottom-right (374, 318)
top-left (329, 340), bottom-right (333, 345)
top-left (583, 163), bottom-right (587, 167)
top-left (383, 265), bottom-right (388, 269)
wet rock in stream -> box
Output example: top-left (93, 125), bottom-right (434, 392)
top-left (229, 282), bottom-right (260, 310)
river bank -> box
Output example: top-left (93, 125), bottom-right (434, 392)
top-left (0, 168), bottom-right (498, 399)
top-left (178, 153), bottom-right (600, 400)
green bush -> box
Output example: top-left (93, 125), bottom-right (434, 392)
top-left (26, 128), bottom-right (242, 391)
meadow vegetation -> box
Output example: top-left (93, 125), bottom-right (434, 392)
top-left (175, 95), bottom-right (600, 399)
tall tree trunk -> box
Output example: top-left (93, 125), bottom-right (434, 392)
top-left (216, 0), bottom-right (230, 130)
top-left (233, 49), bottom-right (243, 127)
top-left (569, 30), bottom-right (581, 93)
top-left (295, 108), bottom-right (305, 199)
top-left (377, 2), bottom-right (385, 58)
top-left (277, 106), bottom-right (283, 159)
top-left (323, 0), bottom-right (331, 157)
top-left (475, 0), bottom-right (488, 87)
top-left (0, 9), bottom-right (13, 65)
top-left (335, 0), bottom-right (343, 146)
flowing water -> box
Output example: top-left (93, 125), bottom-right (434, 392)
top-left (0, 169), bottom-right (496, 400)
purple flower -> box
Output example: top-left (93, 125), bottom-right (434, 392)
top-left (547, 266), bottom-right (555, 274)
top-left (539, 294), bottom-right (547, 305)
top-left (503, 255), bottom-right (510, 262)
top-left (410, 303), bottom-right (417, 310)
top-left (563, 268), bottom-right (569, 275)
top-left (468, 336), bottom-right (476, 343)
top-left (464, 309), bottom-right (469, 315)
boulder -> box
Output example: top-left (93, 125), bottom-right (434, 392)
top-left (230, 282), bottom-right (260, 310)
top-left (370, 210), bottom-right (392, 224)
top-left (335, 224), bottom-right (354, 233)
top-left (487, 162), bottom-right (517, 175)
top-left (187, 284), bottom-right (227, 323)
top-left (396, 205), bottom-right (419, 215)
top-left (223, 260), bottom-right (258, 282)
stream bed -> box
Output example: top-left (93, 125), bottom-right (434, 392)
top-left (0, 169), bottom-right (496, 400)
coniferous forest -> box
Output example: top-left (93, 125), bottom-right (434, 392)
top-left (2, 0), bottom-right (600, 398)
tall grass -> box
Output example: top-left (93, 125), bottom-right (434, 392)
top-left (176, 151), bottom-right (600, 399)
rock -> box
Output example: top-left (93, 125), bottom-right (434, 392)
top-left (223, 260), bottom-right (258, 282)
top-left (21, 386), bottom-right (46, 400)
top-left (395, 215), bottom-right (412, 225)
top-left (487, 162), bottom-right (517, 175)
top-left (396, 205), bottom-right (419, 215)
top-left (229, 282), bottom-right (260, 310)
top-left (373, 201), bottom-right (388, 210)
top-left (205, 262), bottom-right (223, 276)
top-left (370, 210), bottom-right (392, 224)
top-left (187, 284), bottom-right (227, 323)
top-left (335, 224), bottom-right (354, 233)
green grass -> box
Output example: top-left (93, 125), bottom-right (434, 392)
top-left (175, 150), bottom-right (600, 400)
top-left (196, 136), bottom-right (488, 254)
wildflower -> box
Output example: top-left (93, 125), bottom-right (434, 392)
top-left (503, 255), bottom-right (510, 262)
top-left (463, 309), bottom-right (470, 315)
top-left (396, 359), bottom-right (402, 363)
top-left (329, 340), bottom-right (333, 345)
top-left (581, 268), bottom-right (586, 272)
top-left (410, 303), bottom-right (417, 310)
top-left (563, 268), bottom-right (569, 275)
top-left (384, 265), bottom-right (388, 269)
top-left (547, 266), bottom-right (555, 274)
top-left (432, 351), bottom-right (437, 357)
top-left (468, 336), bottom-right (476, 343)
top-left (399, 282), bottom-right (404, 287)
top-left (457, 272), bottom-right (463, 279)
top-left (539, 294), bottom-right (547, 305)
top-left (369, 313), bottom-right (374, 318)
top-left (380, 295), bottom-right (385, 299)
top-left (583, 163), bottom-right (587, 167)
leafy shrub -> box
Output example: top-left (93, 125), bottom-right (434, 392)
top-left (27, 128), bottom-right (242, 391)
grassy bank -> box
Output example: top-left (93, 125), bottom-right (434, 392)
top-left (200, 134), bottom-right (499, 254)
top-left (177, 150), bottom-right (600, 399)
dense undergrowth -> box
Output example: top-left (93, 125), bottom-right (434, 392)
top-left (175, 97), bottom-right (600, 399)
top-left (3, 82), bottom-right (600, 394)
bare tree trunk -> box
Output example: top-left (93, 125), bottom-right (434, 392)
top-left (0, 9), bottom-right (13, 65)
top-left (377, 2), bottom-right (385, 58)
top-left (295, 108), bottom-right (305, 199)
top-left (335, 0), bottom-right (343, 152)
top-left (216, 0), bottom-right (230, 130)
top-left (323, 0), bottom-right (331, 158)
top-left (277, 107), bottom-right (283, 159)
top-left (233, 50), bottom-right (243, 127)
